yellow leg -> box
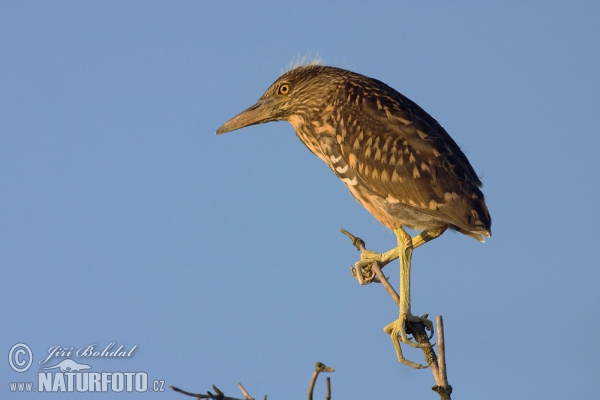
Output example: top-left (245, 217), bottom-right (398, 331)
top-left (411, 226), bottom-right (447, 249)
top-left (385, 226), bottom-right (448, 367)
top-left (343, 226), bottom-right (447, 285)
top-left (395, 227), bottom-right (413, 321)
top-left (392, 227), bottom-right (433, 342)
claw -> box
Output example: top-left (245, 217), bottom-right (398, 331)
top-left (416, 313), bottom-right (434, 337)
top-left (425, 319), bottom-right (435, 340)
top-left (349, 265), bottom-right (370, 284)
top-left (350, 260), bottom-right (381, 285)
top-left (384, 319), bottom-right (429, 369)
top-left (405, 314), bottom-right (434, 341)
top-left (405, 314), bottom-right (435, 347)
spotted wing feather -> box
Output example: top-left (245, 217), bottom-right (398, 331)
top-left (334, 77), bottom-right (491, 238)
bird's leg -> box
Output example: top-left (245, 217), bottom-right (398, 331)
top-left (384, 227), bottom-right (437, 364)
top-left (342, 226), bottom-right (447, 367)
top-left (385, 226), bottom-right (448, 366)
top-left (411, 226), bottom-right (447, 249)
top-left (342, 227), bottom-right (449, 368)
top-left (341, 226), bottom-right (447, 285)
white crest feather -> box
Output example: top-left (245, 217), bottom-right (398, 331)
top-left (284, 52), bottom-right (323, 72)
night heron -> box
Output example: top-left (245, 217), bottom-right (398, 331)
top-left (216, 64), bottom-right (491, 368)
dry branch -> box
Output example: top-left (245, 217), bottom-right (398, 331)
top-left (170, 383), bottom-right (259, 400)
top-left (308, 362), bottom-right (335, 400)
top-left (171, 362), bottom-right (334, 400)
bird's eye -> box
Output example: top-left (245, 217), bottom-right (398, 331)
top-left (278, 83), bottom-right (291, 95)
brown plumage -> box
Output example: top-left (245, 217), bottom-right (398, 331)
top-left (217, 65), bottom-right (491, 241)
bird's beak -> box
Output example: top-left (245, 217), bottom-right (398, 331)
top-left (216, 97), bottom-right (284, 134)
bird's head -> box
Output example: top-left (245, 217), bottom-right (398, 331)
top-left (216, 65), bottom-right (346, 134)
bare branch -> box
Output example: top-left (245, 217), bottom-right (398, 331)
top-left (171, 383), bottom-right (255, 400)
top-left (238, 382), bottom-right (255, 400)
top-left (308, 362), bottom-right (335, 400)
top-left (370, 261), bottom-right (399, 304)
top-left (340, 228), bottom-right (365, 251)
top-left (171, 363), bottom-right (332, 400)
top-left (431, 316), bottom-right (452, 399)
top-left (436, 316), bottom-right (449, 388)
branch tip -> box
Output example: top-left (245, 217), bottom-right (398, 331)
top-left (340, 228), bottom-right (365, 251)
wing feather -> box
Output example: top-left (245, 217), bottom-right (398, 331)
top-left (332, 77), bottom-right (491, 235)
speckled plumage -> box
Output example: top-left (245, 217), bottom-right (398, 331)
top-left (219, 65), bottom-right (491, 241)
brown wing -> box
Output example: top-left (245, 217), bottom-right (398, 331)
top-left (333, 77), bottom-right (491, 238)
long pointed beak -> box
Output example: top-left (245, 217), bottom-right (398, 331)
top-left (216, 97), bottom-right (283, 134)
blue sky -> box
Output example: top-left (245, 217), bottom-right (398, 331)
top-left (2, 1), bottom-right (599, 399)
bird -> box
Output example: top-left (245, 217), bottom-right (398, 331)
top-left (216, 63), bottom-right (491, 368)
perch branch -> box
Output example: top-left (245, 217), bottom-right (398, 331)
top-left (432, 316), bottom-right (452, 399)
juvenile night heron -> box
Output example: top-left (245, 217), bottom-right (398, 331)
top-left (217, 64), bottom-right (491, 368)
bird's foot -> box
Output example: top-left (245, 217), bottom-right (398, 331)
top-left (340, 229), bottom-right (399, 285)
top-left (350, 257), bottom-right (385, 285)
top-left (390, 312), bottom-right (434, 348)
top-left (383, 313), bottom-right (434, 369)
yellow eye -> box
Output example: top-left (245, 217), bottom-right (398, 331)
top-left (278, 83), bottom-right (291, 95)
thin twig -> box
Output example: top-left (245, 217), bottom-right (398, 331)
top-left (370, 261), bottom-right (399, 304)
top-left (436, 316), bottom-right (448, 387)
top-left (308, 371), bottom-right (318, 400)
top-left (238, 382), bottom-right (255, 400)
top-left (308, 362), bottom-right (335, 400)
top-left (432, 316), bottom-right (452, 400)
top-left (170, 384), bottom-right (252, 400)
